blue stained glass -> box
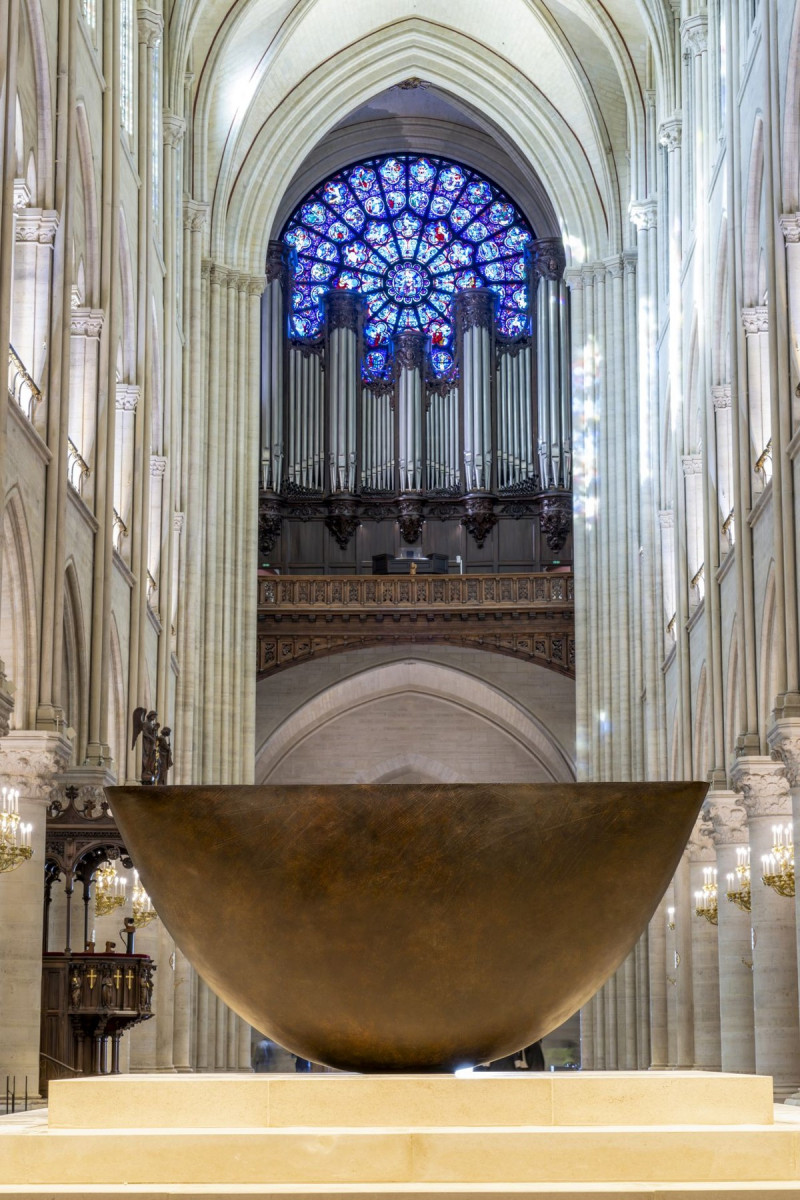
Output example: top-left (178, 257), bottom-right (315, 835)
top-left (429, 195), bottom-right (452, 216)
top-left (410, 158), bottom-right (436, 183)
top-left (283, 153), bottom-right (534, 375)
top-left (343, 242), bottom-right (369, 267)
top-left (464, 221), bottom-right (489, 242)
top-left (499, 311), bottom-right (528, 337)
top-left (286, 228), bottom-right (311, 251)
top-left (344, 206), bottom-right (365, 229)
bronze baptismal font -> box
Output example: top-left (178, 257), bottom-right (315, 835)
top-left (107, 781), bottom-right (707, 1072)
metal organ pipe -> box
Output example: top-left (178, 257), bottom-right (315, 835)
top-left (261, 241), bottom-right (290, 492)
top-left (455, 289), bottom-right (495, 493)
top-left (533, 239), bottom-right (571, 490)
top-left (395, 332), bottom-right (426, 493)
top-left (326, 292), bottom-right (362, 493)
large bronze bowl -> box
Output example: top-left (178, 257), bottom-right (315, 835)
top-left (107, 782), bottom-right (706, 1072)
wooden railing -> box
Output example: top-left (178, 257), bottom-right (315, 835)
top-left (258, 572), bottom-right (574, 678)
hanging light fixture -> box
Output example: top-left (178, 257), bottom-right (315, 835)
top-left (94, 860), bottom-right (127, 917)
top-left (0, 788), bottom-right (32, 874)
top-left (725, 845), bottom-right (751, 912)
top-left (761, 825), bottom-right (795, 898)
top-left (694, 866), bottom-right (718, 925)
top-left (131, 869), bottom-right (157, 928)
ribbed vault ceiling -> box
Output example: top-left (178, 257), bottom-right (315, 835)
top-left (168, 0), bottom-right (676, 268)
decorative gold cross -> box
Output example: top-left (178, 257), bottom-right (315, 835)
top-left (113, 968), bottom-right (122, 989)
top-left (86, 969), bottom-right (97, 989)
top-left (125, 969), bottom-right (135, 988)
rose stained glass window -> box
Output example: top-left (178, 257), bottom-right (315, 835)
top-left (282, 154), bottom-right (534, 379)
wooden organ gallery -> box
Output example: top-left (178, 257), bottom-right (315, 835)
top-left (258, 156), bottom-right (573, 574)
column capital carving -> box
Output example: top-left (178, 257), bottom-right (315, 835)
top-left (604, 255), bottom-right (625, 279)
top-left (629, 199), bottom-right (657, 231)
top-left (454, 287), bottom-right (495, 333)
top-left (742, 305), bottom-right (768, 334)
top-left (15, 209), bottom-right (59, 244)
top-left (712, 385), bottom-right (732, 411)
top-left (150, 455), bottom-right (167, 478)
top-left (326, 290), bottom-right (362, 332)
top-left (207, 261), bottom-right (228, 287)
top-left (115, 384), bottom-right (140, 412)
top-left (686, 811), bottom-right (716, 860)
top-left (780, 213), bottom-right (800, 244)
top-left (162, 111), bottom-right (186, 147)
top-left (658, 508), bottom-right (675, 529)
top-left (173, 511), bottom-right (185, 533)
top-left (532, 238), bottom-right (566, 281)
top-left (70, 308), bottom-right (104, 337)
top-left (658, 116), bottom-right (682, 150)
top-left (266, 240), bottom-right (291, 287)
top-left (13, 179), bottom-right (31, 211)
top-left (682, 453), bottom-right (703, 477)
top-left (200, 260), bottom-right (212, 282)
top-left (393, 331), bottom-right (426, 372)
top-left (731, 755), bottom-right (791, 817)
top-left (136, 4), bottom-right (163, 47)
top-left (681, 14), bottom-right (708, 56)
top-left (767, 718), bottom-right (800, 789)
top-left (247, 274), bottom-right (267, 297)
top-left (183, 199), bottom-right (209, 231)
top-left (705, 792), bottom-right (749, 846)
top-left (0, 731), bottom-right (72, 799)
top-left (562, 267), bottom-right (584, 290)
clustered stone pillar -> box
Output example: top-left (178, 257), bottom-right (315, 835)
top-left (394, 331), bottom-right (425, 493)
top-left (261, 241), bottom-right (290, 493)
top-left (326, 291), bottom-right (362, 493)
top-left (706, 792), bottom-right (755, 1074)
top-left (454, 288), bottom-right (494, 492)
top-left (732, 758), bottom-right (800, 1100)
top-left (533, 238), bottom-right (571, 490)
top-left (0, 733), bottom-right (71, 1088)
top-left (686, 825), bottom-right (721, 1070)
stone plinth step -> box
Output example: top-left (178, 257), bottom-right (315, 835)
top-left (0, 1074), bottom-right (796, 1195)
top-left (46, 1072), bottom-right (775, 1131)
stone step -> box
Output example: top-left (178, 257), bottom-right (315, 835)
top-left (46, 1072), bottom-right (776, 1131)
top-left (1, 1123), bottom-right (799, 1187)
top-left (2, 1187), bottom-right (800, 1199)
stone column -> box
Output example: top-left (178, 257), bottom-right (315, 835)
top-left (154, 923), bottom-right (176, 1071)
top-left (533, 239), bottom-right (570, 490)
top-left (261, 241), bottom-right (290, 492)
top-left (673, 854), bottom-right (694, 1067)
top-left (664, 882), bottom-right (678, 1067)
top-left (0, 733), bottom-right (70, 1092)
top-left (768, 715), bottom-right (800, 1103)
top-left (687, 821), bottom-right (722, 1070)
top-left (648, 897), bottom-right (669, 1067)
top-left (195, 977), bottom-right (209, 1072)
top-left (394, 331), bottom-right (426, 494)
top-left (706, 791), bottom-right (756, 1074)
top-left (172, 950), bottom-right (194, 1071)
top-left (326, 291), bottom-right (361, 494)
top-left (238, 1009), bottom-right (252, 1071)
top-left (732, 756), bottom-right (800, 1099)
top-left (455, 288), bottom-right (495, 492)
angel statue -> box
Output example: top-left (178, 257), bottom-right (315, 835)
top-left (156, 727), bottom-right (173, 785)
top-left (132, 707), bottom-right (159, 784)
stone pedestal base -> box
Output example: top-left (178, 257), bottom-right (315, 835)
top-left (0, 1071), bottom-right (797, 1196)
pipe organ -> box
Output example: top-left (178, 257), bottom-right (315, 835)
top-left (259, 235), bottom-right (573, 564)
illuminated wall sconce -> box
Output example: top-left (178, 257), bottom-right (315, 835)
top-left (694, 866), bottom-right (718, 925)
top-left (761, 825), bottom-right (795, 899)
top-left (726, 846), bottom-right (751, 912)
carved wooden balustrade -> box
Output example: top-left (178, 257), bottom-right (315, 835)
top-left (257, 572), bottom-right (575, 678)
